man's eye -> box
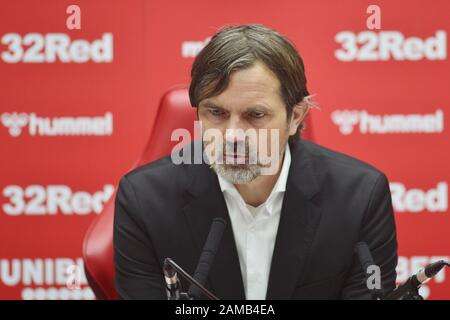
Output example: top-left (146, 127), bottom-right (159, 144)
top-left (208, 109), bottom-right (225, 117)
top-left (249, 111), bottom-right (266, 119)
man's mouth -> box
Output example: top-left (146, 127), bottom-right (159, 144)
top-left (224, 153), bottom-right (248, 163)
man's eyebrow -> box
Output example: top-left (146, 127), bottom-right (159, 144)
top-left (200, 101), bottom-right (271, 112)
top-left (200, 101), bottom-right (224, 109)
top-left (246, 104), bottom-right (271, 112)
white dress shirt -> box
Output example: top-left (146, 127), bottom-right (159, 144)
top-left (217, 144), bottom-right (291, 300)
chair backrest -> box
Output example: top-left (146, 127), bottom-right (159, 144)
top-left (82, 85), bottom-right (315, 299)
top-left (82, 85), bottom-right (196, 299)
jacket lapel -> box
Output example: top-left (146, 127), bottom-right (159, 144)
top-left (266, 141), bottom-right (323, 299)
top-left (183, 159), bottom-right (246, 300)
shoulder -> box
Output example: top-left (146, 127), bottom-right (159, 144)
top-left (294, 139), bottom-right (389, 193)
top-left (117, 141), bottom-right (208, 199)
top-left (119, 153), bottom-right (189, 197)
top-left (299, 140), bottom-right (382, 173)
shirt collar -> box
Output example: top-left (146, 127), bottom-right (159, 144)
top-left (217, 143), bottom-right (291, 216)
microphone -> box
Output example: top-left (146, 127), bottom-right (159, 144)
top-left (354, 242), bottom-right (384, 300)
top-left (163, 258), bottom-right (181, 300)
top-left (188, 217), bottom-right (227, 300)
top-left (384, 260), bottom-right (450, 300)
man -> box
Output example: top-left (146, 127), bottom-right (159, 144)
top-left (114, 24), bottom-right (398, 300)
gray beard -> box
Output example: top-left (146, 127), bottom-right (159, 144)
top-left (210, 163), bottom-right (262, 184)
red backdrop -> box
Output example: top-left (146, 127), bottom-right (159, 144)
top-left (0, 0), bottom-right (449, 299)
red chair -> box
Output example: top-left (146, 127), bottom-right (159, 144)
top-left (82, 85), bottom-right (314, 299)
top-left (82, 85), bottom-right (197, 299)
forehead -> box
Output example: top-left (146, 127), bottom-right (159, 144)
top-left (201, 61), bottom-right (283, 109)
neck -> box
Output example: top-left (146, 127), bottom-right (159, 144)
top-left (234, 152), bottom-right (285, 207)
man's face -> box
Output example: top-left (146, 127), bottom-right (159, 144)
top-left (197, 61), bottom-right (304, 184)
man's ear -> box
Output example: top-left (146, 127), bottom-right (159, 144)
top-left (288, 103), bottom-right (310, 136)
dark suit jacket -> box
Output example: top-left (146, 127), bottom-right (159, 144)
top-left (113, 139), bottom-right (398, 300)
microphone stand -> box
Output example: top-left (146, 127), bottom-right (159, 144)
top-left (384, 260), bottom-right (450, 300)
top-left (400, 287), bottom-right (423, 300)
top-left (164, 217), bottom-right (227, 301)
top-left (355, 242), bottom-right (449, 300)
top-left (164, 257), bottom-right (219, 300)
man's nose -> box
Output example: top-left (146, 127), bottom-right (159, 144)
top-left (225, 118), bottom-right (245, 144)
top-left (224, 126), bottom-right (247, 145)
